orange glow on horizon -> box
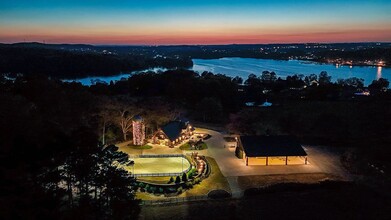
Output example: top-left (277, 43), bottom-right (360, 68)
top-left (1, 25), bottom-right (391, 45)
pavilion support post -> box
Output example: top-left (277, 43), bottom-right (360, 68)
top-left (285, 156), bottom-right (288, 165)
top-left (246, 157), bottom-right (248, 166)
top-left (266, 156), bottom-right (268, 166)
top-left (305, 156), bottom-right (308, 165)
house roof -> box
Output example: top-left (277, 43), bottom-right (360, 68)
top-left (133, 115), bottom-right (143, 122)
top-left (240, 135), bottom-right (307, 157)
top-left (161, 121), bottom-right (187, 141)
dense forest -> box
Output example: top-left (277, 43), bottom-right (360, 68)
top-left (0, 44), bottom-right (193, 78)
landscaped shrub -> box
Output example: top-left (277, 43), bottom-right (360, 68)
top-left (168, 176), bottom-right (174, 184)
top-left (175, 176), bottom-right (181, 184)
top-left (166, 187), bottom-right (177, 193)
top-left (159, 187), bottom-right (164, 194)
top-left (193, 177), bottom-right (201, 184)
top-left (187, 168), bottom-right (197, 179)
top-left (195, 141), bottom-right (208, 150)
top-left (139, 182), bottom-right (145, 188)
top-left (177, 186), bottom-right (183, 194)
top-left (182, 172), bottom-right (188, 182)
top-left (149, 186), bottom-right (157, 193)
top-left (144, 184), bottom-right (150, 192)
top-left (208, 190), bottom-right (231, 199)
top-left (185, 182), bottom-right (193, 189)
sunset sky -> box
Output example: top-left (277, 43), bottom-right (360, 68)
top-left (1, 0), bottom-right (390, 45)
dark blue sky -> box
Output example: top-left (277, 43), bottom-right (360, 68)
top-left (1, 0), bottom-right (390, 44)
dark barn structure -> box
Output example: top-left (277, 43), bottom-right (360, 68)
top-left (237, 135), bottom-right (308, 166)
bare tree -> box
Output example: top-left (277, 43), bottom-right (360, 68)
top-left (119, 108), bottom-right (139, 141)
top-left (95, 97), bottom-right (117, 145)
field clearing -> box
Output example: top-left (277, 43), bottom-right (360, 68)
top-left (127, 157), bottom-right (191, 175)
top-left (237, 172), bottom-right (342, 189)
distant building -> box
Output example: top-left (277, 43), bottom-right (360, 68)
top-left (245, 102), bottom-right (255, 107)
top-left (260, 100), bottom-right (272, 107)
top-left (132, 115), bottom-right (145, 146)
top-left (153, 120), bottom-right (194, 147)
top-left (236, 135), bottom-right (307, 166)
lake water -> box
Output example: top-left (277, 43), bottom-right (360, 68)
top-left (193, 58), bottom-right (390, 86)
top-left (63, 67), bottom-right (167, 86)
top-left (66, 58), bottom-right (390, 86)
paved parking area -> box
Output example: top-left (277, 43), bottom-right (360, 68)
top-left (193, 128), bottom-right (351, 197)
top-left (196, 128), bottom-right (348, 178)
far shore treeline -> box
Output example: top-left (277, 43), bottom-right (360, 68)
top-left (1, 42), bottom-right (390, 79)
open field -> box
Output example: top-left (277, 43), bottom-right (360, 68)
top-left (237, 173), bottom-right (342, 189)
top-left (140, 183), bottom-right (391, 220)
top-left (125, 157), bottom-right (191, 175)
top-left (127, 144), bottom-right (153, 150)
top-left (138, 176), bottom-right (172, 184)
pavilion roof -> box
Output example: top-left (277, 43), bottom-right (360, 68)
top-left (240, 135), bottom-right (307, 157)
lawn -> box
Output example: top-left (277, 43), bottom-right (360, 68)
top-left (127, 157), bottom-right (191, 175)
top-left (237, 173), bottom-right (342, 189)
top-left (137, 176), bottom-right (172, 184)
top-left (179, 142), bottom-right (208, 150)
top-left (141, 183), bottom-right (391, 220)
top-left (178, 156), bottom-right (230, 197)
top-left (127, 144), bottom-right (153, 150)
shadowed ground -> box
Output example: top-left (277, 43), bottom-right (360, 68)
top-left (140, 183), bottom-right (391, 220)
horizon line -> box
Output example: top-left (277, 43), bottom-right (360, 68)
top-left (2, 41), bottom-right (391, 47)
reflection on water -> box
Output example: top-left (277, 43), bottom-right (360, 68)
top-left (64, 58), bottom-right (391, 86)
top-left (192, 58), bottom-right (391, 86)
top-left (377, 66), bottom-right (382, 80)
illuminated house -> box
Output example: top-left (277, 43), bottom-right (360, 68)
top-left (236, 135), bottom-right (307, 166)
top-left (153, 120), bottom-right (194, 147)
top-left (132, 115), bottom-right (145, 146)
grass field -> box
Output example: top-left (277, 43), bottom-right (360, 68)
top-left (127, 157), bottom-right (191, 175)
top-left (141, 183), bottom-right (391, 220)
top-left (179, 142), bottom-right (208, 150)
top-left (178, 156), bottom-right (230, 197)
top-left (137, 176), bottom-right (172, 184)
top-left (237, 173), bottom-right (342, 189)
top-left (127, 144), bottom-right (153, 149)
